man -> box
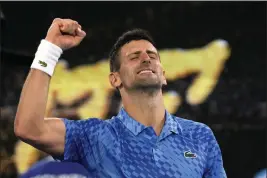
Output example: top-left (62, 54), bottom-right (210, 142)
top-left (15, 18), bottom-right (226, 177)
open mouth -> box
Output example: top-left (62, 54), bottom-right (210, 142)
top-left (137, 69), bottom-right (155, 74)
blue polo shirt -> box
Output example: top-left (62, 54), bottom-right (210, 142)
top-left (58, 108), bottom-right (226, 178)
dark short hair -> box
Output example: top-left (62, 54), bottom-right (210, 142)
top-left (109, 29), bottom-right (156, 72)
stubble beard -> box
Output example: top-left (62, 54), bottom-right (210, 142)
top-left (129, 79), bottom-right (162, 96)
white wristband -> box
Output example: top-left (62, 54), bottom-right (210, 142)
top-left (31, 39), bottom-right (63, 76)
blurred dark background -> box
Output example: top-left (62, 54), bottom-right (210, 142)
top-left (0, 2), bottom-right (266, 178)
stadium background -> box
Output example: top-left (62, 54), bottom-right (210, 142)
top-left (0, 2), bottom-right (266, 178)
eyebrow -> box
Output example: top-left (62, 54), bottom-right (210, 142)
top-left (127, 50), bottom-right (158, 56)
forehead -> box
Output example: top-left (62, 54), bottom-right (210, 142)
top-left (120, 40), bottom-right (157, 57)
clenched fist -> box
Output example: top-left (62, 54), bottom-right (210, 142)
top-left (45, 18), bottom-right (86, 50)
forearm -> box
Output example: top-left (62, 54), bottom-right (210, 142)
top-left (14, 69), bottom-right (50, 138)
top-left (14, 38), bottom-right (62, 140)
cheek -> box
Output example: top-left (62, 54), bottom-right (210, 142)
top-left (120, 67), bottom-right (133, 82)
top-left (158, 68), bottom-right (166, 80)
top-left (122, 63), bottom-right (136, 75)
top-left (156, 65), bottom-right (164, 75)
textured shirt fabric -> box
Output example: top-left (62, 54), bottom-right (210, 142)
top-left (57, 108), bottom-right (226, 178)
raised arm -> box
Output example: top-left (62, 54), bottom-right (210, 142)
top-left (14, 18), bottom-right (86, 156)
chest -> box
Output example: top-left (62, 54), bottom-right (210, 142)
top-left (99, 128), bottom-right (207, 178)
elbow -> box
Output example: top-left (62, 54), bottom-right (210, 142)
top-left (14, 116), bottom-right (31, 141)
top-left (14, 120), bottom-right (27, 140)
top-left (14, 124), bottom-right (38, 143)
top-left (14, 112), bottom-right (26, 137)
top-left (14, 116), bottom-right (44, 143)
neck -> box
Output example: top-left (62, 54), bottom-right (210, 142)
top-left (121, 89), bottom-right (166, 136)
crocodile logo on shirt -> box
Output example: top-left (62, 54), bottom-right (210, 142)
top-left (184, 150), bottom-right (197, 158)
top-left (39, 60), bottom-right (47, 67)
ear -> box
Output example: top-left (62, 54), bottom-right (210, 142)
top-left (162, 70), bottom-right (167, 85)
top-left (109, 72), bottom-right (122, 88)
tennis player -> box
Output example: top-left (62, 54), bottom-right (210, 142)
top-left (15, 18), bottom-right (227, 178)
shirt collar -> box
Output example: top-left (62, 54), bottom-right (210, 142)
top-left (117, 107), bottom-right (146, 135)
top-left (117, 107), bottom-right (179, 138)
top-left (158, 111), bottom-right (179, 141)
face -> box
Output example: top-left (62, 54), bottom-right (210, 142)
top-left (110, 40), bottom-right (167, 92)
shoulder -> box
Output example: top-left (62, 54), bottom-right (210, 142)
top-left (172, 115), bottom-right (215, 143)
top-left (63, 117), bottom-right (107, 127)
top-left (62, 118), bottom-right (110, 134)
top-left (63, 117), bottom-right (119, 138)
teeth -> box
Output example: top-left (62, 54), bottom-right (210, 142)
top-left (140, 70), bottom-right (152, 74)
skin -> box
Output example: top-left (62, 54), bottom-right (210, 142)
top-left (109, 40), bottom-right (167, 135)
top-left (14, 18), bottom-right (167, 159)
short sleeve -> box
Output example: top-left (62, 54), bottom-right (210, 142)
top-left (203, 127), bottom-right (227, 178)
top-left (55, 118), bottom-right (104, 166)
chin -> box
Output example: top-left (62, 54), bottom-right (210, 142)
top-left (134, 82), bottom-right (162, 90)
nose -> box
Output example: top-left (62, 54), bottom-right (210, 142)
top-left (140, 52), bottom-right (151, 64)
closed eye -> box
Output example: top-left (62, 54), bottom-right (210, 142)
top-left (149, 54), bottom-right (157, 59)
top-left (130, 56), bottom-right (138, 60)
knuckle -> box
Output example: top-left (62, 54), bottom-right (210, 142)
top-left (71, 22), bottom-right (79, 28)
top-left (53, 18), bottom-right (61, 23)
top-left (68, 19), bottom-right (79, 26)
top-left (65, 19), bottom-right (74, 23)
